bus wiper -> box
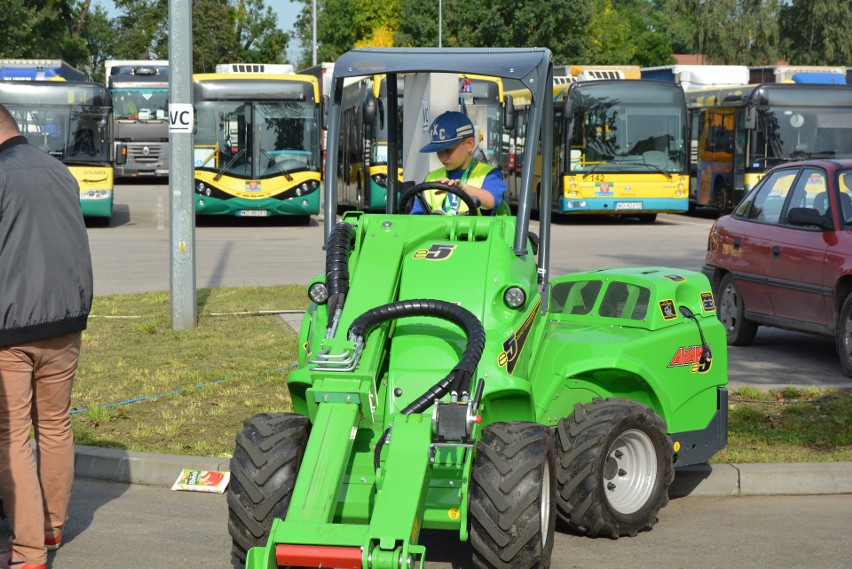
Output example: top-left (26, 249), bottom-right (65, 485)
top-left (214, 148), bottom-right (246, 181)
top-left (581, 161), bottom-right (609, 176)
top-left (640, 163), bottom-right (673, 177)
top-left (260, 149), bottom-right (294, 181)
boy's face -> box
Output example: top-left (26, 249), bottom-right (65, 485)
top-left (436, 137), bottom-right (474, 171)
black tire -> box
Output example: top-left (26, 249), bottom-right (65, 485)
top-left (836, 294), bottom-right (852, 377)
top-left (227, 413), bottom-right (310, 567)
top-left (717, 273), bottom-right (758, 345)
top-left (636, 213), bottom-right (657, 224)
top-left (713, 179), bottom-right (729, 213)
top-left (469, 422), bottom-right (556, 569)
top-left (555, 398), bottom-right (673, 538)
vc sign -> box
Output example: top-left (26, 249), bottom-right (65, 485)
top-left (168, 103), bottom-right (194, 133)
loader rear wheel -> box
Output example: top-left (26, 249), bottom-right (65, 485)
top-left (227, 413), bottom-right (310, 567)
top-left (555, 398), bottom-right (673, 538)
top-left (469, 422), bottom-right (556, 569)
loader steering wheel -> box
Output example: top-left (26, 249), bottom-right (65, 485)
top-left (399, 181), bottom-right (481, 215)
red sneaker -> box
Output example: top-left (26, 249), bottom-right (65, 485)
top-left (0, 551), bottom-right (47, 569)
top-left (44, 532), bottom-right (62, 551)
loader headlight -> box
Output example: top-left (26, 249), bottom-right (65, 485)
top-left (308, 282), bottom-right (329, 304)
top-left (503, 286), bottom-right (526, 309)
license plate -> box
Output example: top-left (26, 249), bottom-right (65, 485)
top-left (615, 202), bottom-right (642, 210)
top-left (237, 210), bottom-right (269, 217)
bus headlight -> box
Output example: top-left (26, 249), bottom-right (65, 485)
top-left (503, 286), bottom-right (526, 309)
top-left (371, 174), bottom-right (388, 188)
top-left (196, 182), bottom-right (212, 196)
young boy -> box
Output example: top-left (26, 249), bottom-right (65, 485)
top-left (411, 111), bottom-right (506, 215)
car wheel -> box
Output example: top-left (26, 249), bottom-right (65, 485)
top-left (836, 295), bottom-right (852, 377)
top-left (717, 273), bottom-right (758, 345)
top-left (554, 399), bottom-right (673, 538)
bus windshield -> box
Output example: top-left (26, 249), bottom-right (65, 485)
top-left (111, 87), bottom-right (168, 121)
top-left (195, 100), bottom-right (320, 179)
top-left (7, 105), bottom-right (111, 164)
top-left (751, 106), bottom-right (852, 168)
top-left (568, 83), bottom-right (686, 174)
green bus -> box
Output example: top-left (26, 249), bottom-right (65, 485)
top-left (192, 71), bottom-right (322, 221)
top-left (0, 80), bottom-right (114, 220)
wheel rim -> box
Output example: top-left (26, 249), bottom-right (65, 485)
top-left (603, 429), bottom-right (657, 515)
top-left (540, 461), bottom-right (551, 548)
top-left (719, 282), bottom-right (739, 334)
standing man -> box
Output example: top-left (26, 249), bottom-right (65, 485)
top-left (0, 104), bottom-right (93, 569)
top-left (411, 111), bottom-right (507, 215)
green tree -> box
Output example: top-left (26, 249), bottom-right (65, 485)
top-left (780, 0), bottom-right (852, 65)
top-left (111, 0), bottom-right (289, 71)
top-left (395, 0), bottom-right (594, 64)
top-left (83, 5), bottom-right (120, 82)
top-left (0, 1), bottom-right (94, 70)
top-left (667, 0), bottom-right (782, 65)
top-left (234, 0), bottom-right (290, 63)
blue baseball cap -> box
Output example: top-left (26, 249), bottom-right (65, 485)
top-left (420, 111), bottom-right (475, 153)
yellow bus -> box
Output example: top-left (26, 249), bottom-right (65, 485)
top-left (507, 66), bottom-right (689, 222)
top-left (192, 67), bottom-right (322, 221)
top-left (686, 82), bottom-right (852, 212)
top-left (0, 75), bottom-right (114, 221)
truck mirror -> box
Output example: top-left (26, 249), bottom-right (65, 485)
top-left (115, 143), bottom-right (127, 165)
top-left (504, 95), bottom-right (515, 131)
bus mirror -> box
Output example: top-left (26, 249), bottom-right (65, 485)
top-left (562, 98), bottom-right (573, 121)
top-left (322, 95), bottom-right (329, 130)
top-left (504, 95), bottom-right (515, 131)
top-left (363, 92), bottom-right (377, 127)
top-left (744, 104), bottom-right (756, 130)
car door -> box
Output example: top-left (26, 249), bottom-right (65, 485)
top-left (710, 168), bottom-right (801, 318)
top-left (767, 167), bottom-right (831, 330)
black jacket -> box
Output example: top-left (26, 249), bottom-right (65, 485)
top-left (0, 136), bottom-right (93, 347)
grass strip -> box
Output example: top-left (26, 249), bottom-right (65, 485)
top-left (72, 287), bottom-right (852, 462)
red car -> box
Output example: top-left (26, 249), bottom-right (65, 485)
top-left (702, 159), bottom-right (852, 376)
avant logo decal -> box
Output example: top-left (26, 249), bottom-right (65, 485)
top-left (668, 345), bottom-right (712, 373)
top-left (413, 244), bottom-right (457, 261)
top-left (498, 299), bottom-right (541, 374)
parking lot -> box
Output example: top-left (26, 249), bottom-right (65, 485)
top-left (90, 182), bottom-right (852, 390)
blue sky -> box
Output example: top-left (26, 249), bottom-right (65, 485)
top-left (95, 0), bottom-right (303, 60)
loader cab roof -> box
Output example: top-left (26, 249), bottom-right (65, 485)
top-left (323, 48), bottom-right (555, 281)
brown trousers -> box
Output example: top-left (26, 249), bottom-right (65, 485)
top-left (0, 332), bottom-right (80, 564)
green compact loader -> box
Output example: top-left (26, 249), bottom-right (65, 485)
top-left (227, 48), bottom-right (728, 569)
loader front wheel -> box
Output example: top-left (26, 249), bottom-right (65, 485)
top-left (469, 422), bottom-right (556, 569)
top-left (227, 413), bottom-right (310, 567)
top-left (555, 398), bottom-right (673, 538)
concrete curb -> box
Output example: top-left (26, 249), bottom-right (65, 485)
top-left (670, 461), bottom-right (852, 497)
top-left (72, 445), bottom-right (852, 496)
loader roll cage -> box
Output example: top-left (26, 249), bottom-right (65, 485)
top-left (323, 48), bottom-right (555, 289)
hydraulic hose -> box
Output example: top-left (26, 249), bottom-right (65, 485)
top-left (352, 299), bottom-right (486, 470)
top-left (349, 299), bottom-right (485, 412)
top-left (325, 222), bottom-right (354, 317)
